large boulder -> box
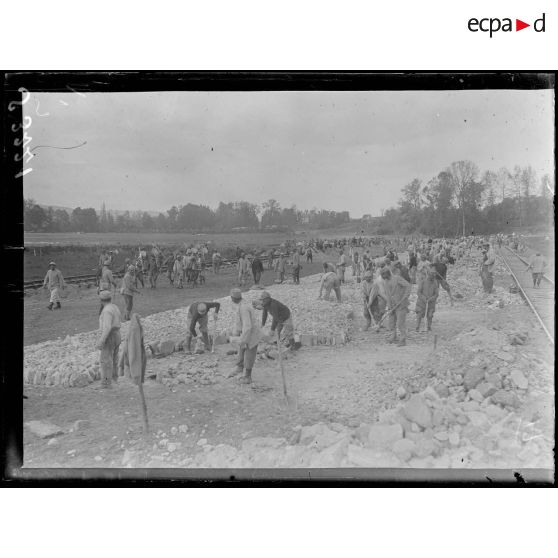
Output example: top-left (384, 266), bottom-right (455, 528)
top-left (403, 395), bottom-right (432, 429)
top-left (510, 369), bottom-right (528, 390)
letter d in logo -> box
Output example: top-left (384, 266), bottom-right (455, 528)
top-left (534, 13), bottom-right (546, 32)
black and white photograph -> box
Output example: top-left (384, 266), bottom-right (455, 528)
top-left (6, 72), bottom-right (555, 479)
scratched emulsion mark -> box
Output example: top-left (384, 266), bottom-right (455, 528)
top-left (9, 87), bottom-right (33, 179)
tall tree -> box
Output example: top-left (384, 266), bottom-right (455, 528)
top-left (447, 160), bottom-right (480, 235)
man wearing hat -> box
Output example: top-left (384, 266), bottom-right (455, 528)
top-left (275, 253), bottom-right (287, 283)
top-left (361, 270), bottom-right (374, 331)
top-left (525, 252), bottom-right (547, 288)
top-left (415, 268), bottom-right (439, 332)
top-left (260, 291), bottom-right (294, 347)
top-left (184, 301), bottom-right (221, 353)
top-left (381, 267), bottom-right (411, 346)
top-left (230, 288), bottom-right (263, 384)
top-left (120, 265), bottom-right (141, 321)
top-left (291, 248), bottom-right (302, 285)
top-left (96, 290), bottom-right (122, 388)
top-left (43, 261), bottom-right (65, 310)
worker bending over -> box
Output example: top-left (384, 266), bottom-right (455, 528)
top-left (184, 301), bottom-right (220, 353)
top-left (318, 271), bottom-right (342, 302)
top-left (260, 291), bottom-right (295, 347)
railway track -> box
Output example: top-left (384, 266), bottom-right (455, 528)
top-left (499, 246), bottom-right (554, 345)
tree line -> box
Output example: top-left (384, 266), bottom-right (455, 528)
top-left (373, 162), bottom-right (554, 237)
top-left (23, 198), bottom-right (351, 233)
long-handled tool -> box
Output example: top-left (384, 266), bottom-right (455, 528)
top-left (211, 315), bottom-right (218, 353)
top-left (138, 382), bottom-right (149, 433)
top-left (376, 298), bottom-right (403, 332)
top-left (275, 330), bottom-right (289, 401)
top-left (424, 297), bottom-right (429, 332)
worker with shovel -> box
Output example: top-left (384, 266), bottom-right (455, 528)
top-left (381, 267), bottom-right (411, 347)
top-left (184, 301), bottom-right (221, 353)
top-left (415, 268), bottom-right (439, 332)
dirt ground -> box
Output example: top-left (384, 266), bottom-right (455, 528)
top-left (21, 260), bottom-right (554, 470)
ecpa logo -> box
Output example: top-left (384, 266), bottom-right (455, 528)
top-left (468, 13), bottom-right (546, 37)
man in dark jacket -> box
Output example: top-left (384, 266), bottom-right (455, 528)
top-left (251, 254), bottom-right (264, 285)
top-left (184, 301), bottom-right (220, 352)
top-left (260, 291), bottom-right (294, 347)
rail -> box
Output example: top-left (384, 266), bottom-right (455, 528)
top-left (499, 247), bottom-right (554, 346)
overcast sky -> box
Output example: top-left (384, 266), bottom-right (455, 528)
top-left (23, 89), bottom-right (554, 217)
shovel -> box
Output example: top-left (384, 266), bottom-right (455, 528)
top-left (376, 299), bottom-right (403, 332)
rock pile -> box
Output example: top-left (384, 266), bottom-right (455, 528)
top-left (24, 273), bottom-right (357, 387)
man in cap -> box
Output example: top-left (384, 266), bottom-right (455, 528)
top-left (96, 290), bottom-right (122, 388)
top-left (525, 252), bottom-right (547, 288)
top-left (322, 261), bottom-right (336, 273)
top-left (381, 267), bottom-right (411, 346)
top-left (230, 288), bottom-right (263, 384)
top-left (120, 265), bottom-right (141, 321)
top-left (184, 301), bottom-right (221, 353)
top-left (164, 251), bottom-right (175, 284)
top-left (99, 259), bottom-right (117, 294)
top-left (43, 261), bottom-right (65, 310)
top-left (415, 268), bottom-right (439, 332)
top-left (318, 270), bottom-right (342, 302)
top-left (212, 251), bottom-right (222, 274)
top-left (361, 270), bottom-right (374, 330)
top-left (260, 291), bottom-right (295, 347)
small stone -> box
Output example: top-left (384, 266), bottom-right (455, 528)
top-left (47, 438), bottom-right (59, 446)
top-left (434, 431), bottom-right (449, 442)
top-left (477, 382), bottom-right (497, 398)
top-left (410, 422), bottom-right (421, 433)
top-left (396, 386), bottom-right (407, 399)
top-left (468, 389), bottom-right (484, 402)
top-left (462, 401), bottom-right (480, 412)
top-left (73, 419), bottom-right (91, 431)
top-left (197, 438), bottom-right (208, 446)
top-left (170, 427), bottom-right (178, 436)
top-left (510, 370), bottom-right (528, 390)
top-left (497, 351), bottom-right (515, 363)
top-left (403, 395), bottom-right (432, 429)
top-left (449, 432), bottom-right (460, 446)
top-left (94, 455), bottom-right (103, 462)
top-left (463, 367), bottom-right (485, 390)
top-left (491, 390), bottom-right (519, 408)
top-left (178, 424), bottom-right (189, 434)
top-left (434, 384), bottom-right (450, 398)
top-left (414, 438), bottom-right (437, 458)
top-left (392, 438), bottom-right (415, 461)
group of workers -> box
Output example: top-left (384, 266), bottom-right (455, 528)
top-left (40, 232), bottom-right (551, 389)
